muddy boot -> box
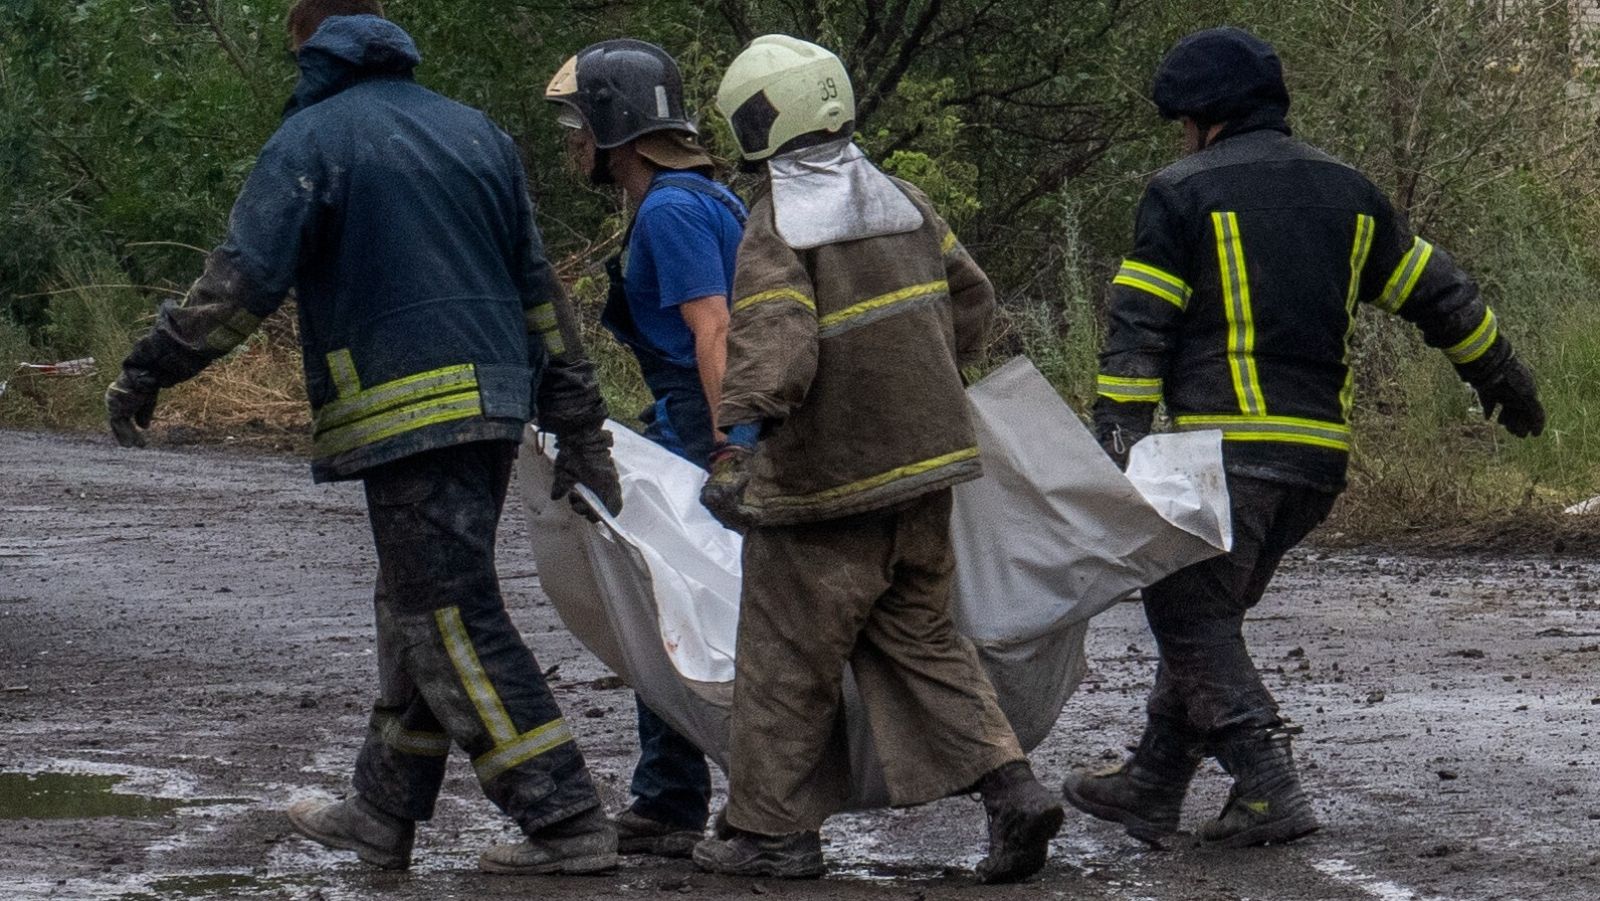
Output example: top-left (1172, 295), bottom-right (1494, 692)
top-left (1061, 717), bottom-right (1202, 846)
top-left (691, 829), bottom-right (825, 879)
top-left (974, 761), bottom-right (1065, 884)
top-left (1199, 726), bottom-right (1318, 848)
top-left (286, 795), bottom-right (414, 870)
top-left (612, 806), bottom-right (703, 859)
top-left (479, 806), bottom-right (619, 875)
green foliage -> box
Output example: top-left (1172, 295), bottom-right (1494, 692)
top-left (6, 1), bottom-right (1600, 533)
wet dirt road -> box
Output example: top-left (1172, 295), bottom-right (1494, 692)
top-left (2, 428), bottom-right (1598, 900)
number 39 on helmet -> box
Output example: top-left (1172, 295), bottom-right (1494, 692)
top-left (716, 35), bottom-right (855, 162)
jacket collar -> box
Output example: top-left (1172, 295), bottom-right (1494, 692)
top-left (284, 15), bottom-right (421, 119)
top-left (1213, 106), bottom-right (1293, 145)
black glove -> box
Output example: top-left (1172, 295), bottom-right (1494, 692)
top-left (700, 443), bottom-right (754, 532)
top-left (1475, 355), bottom-right (1545, 438)
top-left (1095, 423), bottom-right (1145, 472)
top-left (550, 427), bottom-right (623, 522)
top-left (106, 370), bottom-right (159, 448)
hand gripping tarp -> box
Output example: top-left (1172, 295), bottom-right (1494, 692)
top-left (516, 356), bottom-right (1231, 809)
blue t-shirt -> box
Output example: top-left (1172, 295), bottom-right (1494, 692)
top-left (622, 171), bottom-right (746, 370)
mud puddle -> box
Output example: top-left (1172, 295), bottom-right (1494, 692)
top-left (0, 772), bottom-right (248, 820)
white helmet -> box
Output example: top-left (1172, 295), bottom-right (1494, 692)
top-left (716, 35), bottom-right (854, 162)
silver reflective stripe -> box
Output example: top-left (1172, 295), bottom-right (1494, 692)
top-left (1376, 238), bottom-right (1435, 314)
top-left (472, 719), bottom-right (576, 783)
top-left (1212, 212), bottom-right (1265, 415)
top-left (316, 365), bottom-right (479, 432)
top-left (436, 606), bottom-right (518, 745)
top-left (1444, 309), bottom-right (1499, 364)
top-left (1176, 415), bottom-right (1351, 452)
top-left (817, 281), bottom-right (949, 340)
top-left (377, 716), bottom-right (450, 758)
top-left (1097, 374), bottom-right (1163, 402)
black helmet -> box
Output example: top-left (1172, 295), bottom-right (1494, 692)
top-left (545, 39), bottom-right (696, 148)
top-left (1151, 27), bottom-right (1290, 124)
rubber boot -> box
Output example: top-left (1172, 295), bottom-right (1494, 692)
top-left (1198, 726), bottom-right (1318, 848)
top-left (286, 795), bottom-right (414, 870)
top-left (692, 828), bottom-right (825, 879)
top-left (479, 805), bottom-right (620, 875)
top-left (974, 761), bottom-right (1065, 884)
top-left (612, 806), bottom-right (703, 859)
top-left (1061, 717), bottom-right (1202, 846)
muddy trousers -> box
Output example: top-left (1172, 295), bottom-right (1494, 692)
top-left (1143, 474), bottom-right (1337, 737)
top-left (351, 441), bottom-right (600, 835)
top-left (725, 489), bottom-right (1024, 836)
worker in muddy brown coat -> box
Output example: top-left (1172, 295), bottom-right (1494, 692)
top-left (1063, 27), bottom-right (1546, 849)
top-left (104, 0), bottom-right (624, 876)
top-left (690, 35), bottom-right (1063, 883)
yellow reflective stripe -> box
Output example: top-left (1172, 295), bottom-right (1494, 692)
top-left (817, 280), bottom-right (948, 337)
top-left (941, 230), bottom-right (958, 255)
top-left (1376, 238), bottom-right (1434, 314)
top-left (377, 717), bottom-right (450, 758)
top-left (1112, 259), bottom-right (1192, 311)
top-left (1340, 214), bottom-right (1377, 421)
top-left (732, 288), bottom-right (815, 315)
top-left (759, 447), bottom-right (980, 509)
top-left (1212, 212), bottom-right (1266, 415)
top-left (204, 309), bottom-right (263, 353)
top-left (313, 392), bottom-right (481, 458)
top-left (316, 364), bottom-right (478, 432)
top-left (541, 332), bottom-right (567, 357)
top-left (525, 303), bottom-right (558, 333)
top-left (1097, 374), bottom-right (1163, 402)
top-left (1444, 308), bottom-right (1499, 364)
top-left (435, 606), bottom-right (518, 745)
top-left (1175, 414), bottom-right (1351, 452)
top-left (472, 719), bottom-right (576, 783)
top-left (327, 349), bottom-right (360, 397)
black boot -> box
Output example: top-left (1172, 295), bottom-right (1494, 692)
top-left (1199, 725), bottom-right (1318, 848)
top-left (974, 761), bottom-right (1064, 884)
top-left (1061, 717), bottom-right (1202, 846)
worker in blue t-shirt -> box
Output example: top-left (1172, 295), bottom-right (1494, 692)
top-left (546, 39), bottom-right (746, 857)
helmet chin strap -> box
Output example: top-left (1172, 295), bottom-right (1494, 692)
top-left (589, 147), bottom-right (614, 186)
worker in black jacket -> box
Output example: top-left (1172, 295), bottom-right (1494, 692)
top-left (1062, 27), bottom-right (1545, 850)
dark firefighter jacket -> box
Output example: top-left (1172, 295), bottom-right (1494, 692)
top-left (121, 15), bottom-right (603, 481)
top-left (1095, 115), bottom-right (1514, 493)
top-left (717, 179), bottom-right (995, 525)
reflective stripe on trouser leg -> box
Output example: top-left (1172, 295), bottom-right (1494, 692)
top-left (354, 596), bottom-right (451, 821)
top-left (360, 443), bottom-right (600, 834)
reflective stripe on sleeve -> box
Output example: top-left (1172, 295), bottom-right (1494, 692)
top-left (1112, 260), bottom-right (1192, 311)
top-left (732, 288), bottom-right (816, 315)
top-left (756, 447), bottom-right (980, 510)
top-left (1097, 374), bottom-right (1163, 403)
top-left (1212, 212), bottom-right (1266, 415)
top-left (941, 231), bottom-right (958, 255)
top-left (1175, 414), bottom-right (1351, 452)
top-left (525, 303), bottom-right (565, 356)
top-left (1375, 238), bottom-right (1435, 314)
top-left (327, 349), bottom-right (361, 396)
top-left (1444, 308), bottom-right (1499, 365)
top-left (204, 309), bottom-right (263, 353)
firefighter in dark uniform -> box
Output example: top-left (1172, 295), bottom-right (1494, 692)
top-left (106, 1), bottom-right (624, 875)
top-left (1062, 27), bottom-right (1545, 849)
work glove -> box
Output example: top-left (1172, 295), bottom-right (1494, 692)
top-left (550, 427), bottom-right (623, 522)
top-left (106, 370), bottom-right (159, 448)
top-left (1474, 355), bottom-right (1545, 438)
top-left (700, 442), bottom-right (754, 532)
top-left (1095, 423), bottom-right (1146, 472)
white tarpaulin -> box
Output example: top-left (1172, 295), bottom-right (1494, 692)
top-left (517, 357), bottom-right (1231, 809)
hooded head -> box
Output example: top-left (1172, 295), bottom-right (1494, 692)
top-left (286, 14), bottom-right (420, 117)
top-left (1151, 27), bottom-right (1290, 128)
